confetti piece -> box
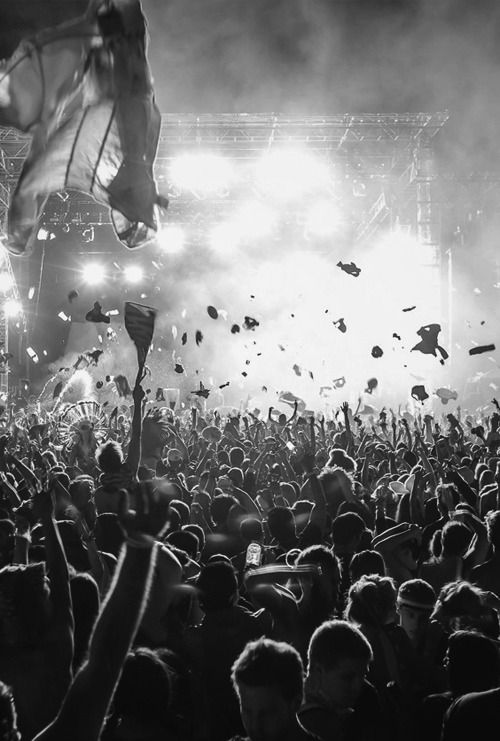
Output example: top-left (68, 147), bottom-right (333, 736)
top-left (337, 261), bottom-right (361, 277)
top-left (207, 306), bottom-right (219, 319)
top-left (411, 324), bottom-right (448, 362)
top-left (195, 330), bottom-right (203, 346)
top-left (191, 382), bottom-right (210, 398)
top-left (411, 384), bottom-right (429, 402)
top-left (242, 371), bottom-right (248, 377)
top-left (293, 364), bottom-right (302, 376)
top-left (243, 316), bottom-right (260, 330)
top-left (85, 302), bottom-right (110, 324)
top-left (333, 318), bottom-right (347, 333)
top-left (371, 345), bottom-right (383, 358)
top-left (219, 382), bottom-right (230, 389)
top-left (469, 344), bottom-right (495, 356)
top-left (402, 306), bottom-right (416, 312)
top-left (174, 363), bottom-right (184, 374)
top-left (96, 381), bottom-right (103, 389)
top-left (86, 349), bottom-right (104, 365)
top-left (392, 333), bottom-right (401, 340)
top-left (365, 378), bottom-right (378, 394)
top-left (231, 324), bottom-right (241, 334)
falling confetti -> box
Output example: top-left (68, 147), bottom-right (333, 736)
top-left (333, 318), bottom-right (347, 333)
top-left (195, 330), bottom-right (203, 346)
top-left (333, 376), bottom-right (346, 388)
top-left (392, 333), bottom-right (401, 341)
top-left (219, 382), bottom-right (230, 389)
top-left (278, 344), bottom-right (286, 351)
top-left (174, 363), bottom-right (184, 374)
top-left (469, 344), bottom-right (496, 356)
top-left (262, 386), bottom-right (268, 392)
top-left (191, 382), bottom-right (210, 398)
top-left (337, 261), bottom-right (361, 277)
top-left (371, 346), bottom-right (383, 358)
top-left (231, 324), bottom-right (240, 334)
top-left (207, 306), bottom-right (219, 319)
top-left (96, 381), bottom-right (103, 389)
top-left (402, 306), bottom-right (416, 312)
top-left (293, 364), bottom-right (302, 376)
top-left (242, 371), bottom-right (248, 377)
top-left (435, 387), bottom-right (458, 404)
top-left (365, 378), bottom-right (378, 394)
top-left (85, 302), bottom-right (110, 324)
top-left (411, 384), bottom-right (429, 402)
top-left (243, 316), bottom-right (260, 330)
top-left (68, 290), bottom-right (78, 303)
top-left (411, 324), bottom-right (448, 362)
top-left (86, 349), bottom-right (104, 365)
top-left (181, 332), bottom-right (187, 345)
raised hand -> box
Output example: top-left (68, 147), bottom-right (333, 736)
top-left (118, 480), bottom-right (174, 544)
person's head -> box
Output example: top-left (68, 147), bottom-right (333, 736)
top-left (183, 523), bottom-right (205, 553)
top-left (296, 545), bottom-right (340, 620)
top-left (166, 530), bottom-right (199, 561)
top-left (330, 512), bottom-right (365, 555)
top-left (113, 647), bottom-right (172, 737)
top-left (345, 574), bottom-right (398, 628)
top-left (433, 580), bottom-right (500, 637)
top-left (96, 440), bottom-right (123, 473)
top-left (229, 447), bottom-right (245, 468)
top-left (397, 579), bottom-right (436, 645)
top-left (306, 619), bottom-right (372, 710)
top-left (349, 550), bottom-right (386, 583)
top-left (69, 477), bottom-right (94, 511)
top-left (196, 561), bottom-right (238, 611)
top-left (326, 449), bottom-right (356, 473)
top-left (231, 638), bottom-right (305, 741)
top-left (0, 682), bottom-right (20, 741)
top-left (318, 467), bottom-right (354, 516)
top-left (210, 494), bottom-right (238, 528)
top-left (441, 521), bottom-right (473, 558)
top-left (169, 500), bottom-right (190, 527)
top-left (267, 507), bottom-right (296, 545)
top-left (240, 517), bottom-right (264, 545)
top-left (228, 467), bottom-right (244, 489)
top-left (479, 469), bottom-right (495, 489)
top-left (486, 510), bottom-right (500, 551)
top-left (445, 630), bottom-right (500, 696)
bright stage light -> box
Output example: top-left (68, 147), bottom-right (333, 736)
top-left (0, 272), bottom-right (13, 293)
top-left (233, 201), bottom-right (277, 240)
top-left (305, 200), bottom-right (342, 237)
top-left (255, 149), bottom-right (330, 199)
top-left (82, 263), bottom-right (105, 285)
top-left (123, 265), bottom-right (143, 283)
top-left (209, 222), bottom-right (240, 254)
top-left (4, 299), bottom-right (22, 318)
top-left (157, 225), bottom-right (185, 254)
top-left (170, 154), bottom-right (234, 194)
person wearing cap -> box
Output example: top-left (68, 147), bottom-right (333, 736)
top-left (372, 523), bottom-right (421, 586)
top-left (397, 579), bottom-right (436, 649)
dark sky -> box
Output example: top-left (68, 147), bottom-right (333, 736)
top-left (2, 1), bottom-right (500, 169)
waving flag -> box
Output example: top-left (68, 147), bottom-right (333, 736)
top-left (124, 301), bottom-right (157, 370)
top-left (0, 0), bottom-right (167, 256)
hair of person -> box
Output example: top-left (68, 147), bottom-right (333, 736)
top-left (296, 544), bottom-right (340, 583)
top-left (486, 510), bottom-right (500, 550)
top-left (169, 499), bottom-right (190, 527)
top-left (113, 647), bottom-right (172, 726)
top-left (96, 439), bottom-right (123, 472)
top-left (209, 494), bottom-right (238, 526)
top-left (196, 560), bottom-right (238, 611)
top-left (432, 580), bottom-right (486, 621)
top-left (166, 530), bottom-right (199, 560)
top-left (229, 447), bottom-right (245, 467)
top-left (441, 521), bottom-right (472, 558)
top-left (307, 619), bottom-right (373, 672)
top-left (344, 574), bottom-right (397, 627)
top-left (240, 517), bottom-right (263, 543)
top-left (330, 512), bottom-right (365, 548)
top-left (349, 550), bottom-right (386, 582)
top-left (231, 637), bottom-right (304, 702)
top-left (397, 578), bottom-right (436, 611)
top-left (267, 506), bottom-right (295, 537)
top-left (447, 630), bottom-right (500, 696)
top-left (183, 523), bottom-right (205, 551)
top-left (326, 449), bottom-right (356, 473)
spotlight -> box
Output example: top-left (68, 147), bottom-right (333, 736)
top-left (0, 272), bottom-right (13, 293)
top-left (123, 265), bottom-right (144, 283)
top-left (305, 200), bottom-right (342, 237)
top-left (81, 263), bottom-right (105, 285)
top-left (170, 154), bottom-right (234, 194)
top-left (4, 299), bottom-right (22, 318)
top-left (157, 225), bottom-right (185, 254)
top-left (255, 149), bottom-right (330, 200)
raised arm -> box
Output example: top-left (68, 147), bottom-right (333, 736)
top-left (125, 382), bottom-right (145, 478)
top-left (33, 482), bottom-right (173, 741)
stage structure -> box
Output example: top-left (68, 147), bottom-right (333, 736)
top-left (0, 113), bottom-right (448, 395)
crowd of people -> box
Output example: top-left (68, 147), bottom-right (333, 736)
top-left (0, 380), bottom-right (500, 740)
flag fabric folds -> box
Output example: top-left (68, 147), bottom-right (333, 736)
top-left (0, 0), bottom-right (167, 255)
top-left (124, 301), bottom-right (157, 370)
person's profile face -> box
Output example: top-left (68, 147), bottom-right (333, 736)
top-left (312, 657), bottom-right (368, 710)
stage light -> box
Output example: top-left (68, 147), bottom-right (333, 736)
top-left (305, 200), bottom-right (342, 237)
top-left (123, 265), bottom-right (143, 283)
top-left (82, 263), bottom-right (105, 285)
top-left (233, 201), bottom-right (277, 240)
top-left (170, 154), bottom-right (234, 194)
top-left (255, 149), bottom-right (330, 199)
top-left (209, 222), bottom-right (240, 254)
top-left (4, 299), bottom-right (22, 318)
top-left (0, 272), bottom-right (13, 293)
top-left (157, 225), bottom-right (185, 254)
